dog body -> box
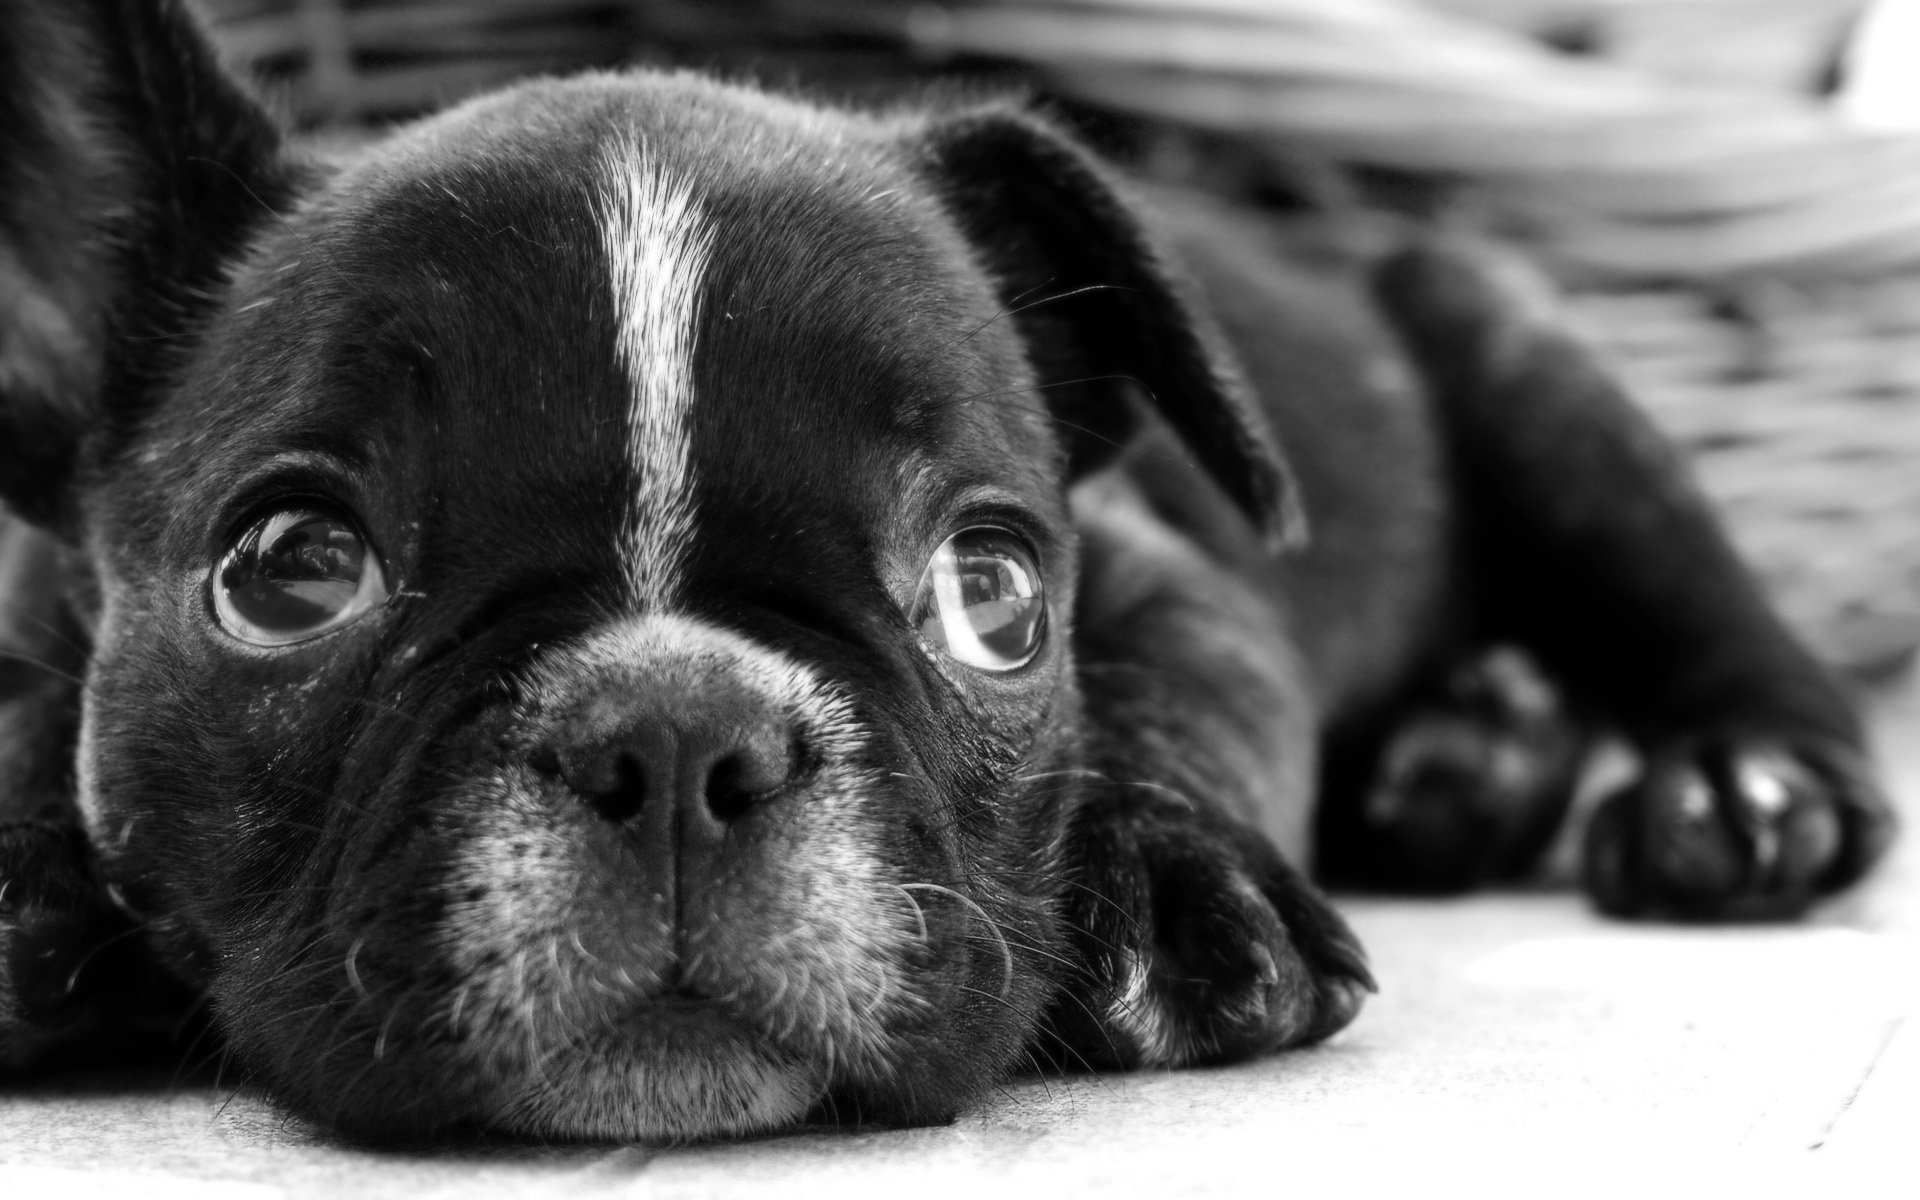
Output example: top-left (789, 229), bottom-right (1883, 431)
top-left (0, 0), bottom-right (1893, 1141)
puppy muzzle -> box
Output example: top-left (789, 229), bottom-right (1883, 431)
top-left (519, 625), bottom-right (819, 917)
top-left (251, 613), bottom-right (958, 1141)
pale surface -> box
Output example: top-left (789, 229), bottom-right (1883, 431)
top-left (3, 681), bottom-right (1915, 1196)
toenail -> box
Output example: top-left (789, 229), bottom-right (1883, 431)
top-left (1737, 761), bottom-right (1792, 817)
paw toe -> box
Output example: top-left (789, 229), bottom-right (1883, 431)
top-left (1058, 799), bottom-right (1375, 1071)
top-left (1155, 863), bottom-right (1372, 1061)
top-left (1583, 738), bottom-right (1890, 919)
top-left (1357, 649), bottom-right (1585, 890)
top-left (1641, 756), bottom-right (1748, 898)
top-left (1305, 969), bottom-right (1372, 1044)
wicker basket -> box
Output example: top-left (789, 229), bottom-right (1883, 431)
top-left (201, 0), bottom-right (1920, 676)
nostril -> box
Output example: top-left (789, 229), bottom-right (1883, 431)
top-left (703, 727), bottom-right (800, 824)
top-left (704, 753), bottom-right (756, 825)
top-left (585, 753), bottom-right (650, 824)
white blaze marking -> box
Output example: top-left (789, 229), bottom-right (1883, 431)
top-left (597, 137), bottom-right (715, 608)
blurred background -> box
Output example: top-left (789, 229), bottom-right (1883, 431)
top-left (199, 0), bottom-right (1920, 680)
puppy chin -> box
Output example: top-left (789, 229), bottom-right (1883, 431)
top-left (481, 1004), bottom-right (825, 1141)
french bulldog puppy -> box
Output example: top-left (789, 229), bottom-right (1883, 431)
top-left (0, 0), bottom-right (1894, 1142)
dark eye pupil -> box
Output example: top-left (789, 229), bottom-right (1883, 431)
top-left (221, 511), bottom-right (367, 634)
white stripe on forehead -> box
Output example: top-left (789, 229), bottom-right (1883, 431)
top-left (596, 135), bottom-right (715, 609)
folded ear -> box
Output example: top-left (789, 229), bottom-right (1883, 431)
top-left (0, 0), bottom-right (294, 532)
top-left (909, 105), bottom-right (1304, 552)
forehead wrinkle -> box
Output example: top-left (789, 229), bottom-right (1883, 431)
top-left (596, 133), bottom-right (716, 612)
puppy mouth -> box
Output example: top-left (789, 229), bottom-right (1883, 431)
top-left (477, 984), bottom-right (832, 1142)
top-left (649, 984), bottom-right (724, 1010)
top-left (606, 982), bottom-right (780, 1036)
top-left (607, 986), bottom-right (795, 1049)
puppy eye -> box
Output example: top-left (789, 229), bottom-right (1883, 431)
top-left (911, 528), bottom-right (1046, 672)
top-left (212, 504), bottom-right (389, 646)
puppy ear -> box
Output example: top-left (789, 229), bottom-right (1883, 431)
top-left (911, 106), bottom-right (1304, 551)
top-left (0, 0), bottom-right (293, 532)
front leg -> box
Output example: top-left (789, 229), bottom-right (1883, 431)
top-left (1044, 481), bottom-right (1371, 1068)
top-left (0, 519), bottom-right (184, 1067)
top-left (1375, 242), bottom-right (1896, 920)
top-left (0, 821), bottom-right (183, 1068)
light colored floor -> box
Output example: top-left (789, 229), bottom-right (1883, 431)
top-left (3, 680), bottom-right (1915, 1197)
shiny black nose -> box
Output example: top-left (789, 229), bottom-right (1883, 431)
top-left (538, 689), bottom-right (799, 831)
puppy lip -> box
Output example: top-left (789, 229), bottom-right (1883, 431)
top-left (604, 988), bottom-right (772, 1046)
top-left (607, 978), bottom-right (755, 1029)
top-left (648, 984), bottom-right (721, 1011)
top-left (483, 1001), bottom-right (825, 1142)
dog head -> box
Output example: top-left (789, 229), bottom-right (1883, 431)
top-left (0, 0), bottom-right (1298, 1139)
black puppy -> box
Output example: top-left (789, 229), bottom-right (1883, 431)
top-left (0, 0), bottom-right (1893, 1140)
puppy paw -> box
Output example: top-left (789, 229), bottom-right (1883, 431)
top-left (0, 822), bottom-right (180, 1068)
top-left (1359, 647), bottom-right (1586, 890)
top-left (1052, 797), bottom-right (1373, 1069)
top-left (1582, 737), bottom-right (1894, 920)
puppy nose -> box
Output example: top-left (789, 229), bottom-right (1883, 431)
top-left (544, 696), bottom-right (798, 829)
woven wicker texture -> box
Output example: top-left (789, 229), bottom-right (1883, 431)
top-left (199, 0), bottom-right (1920, 674)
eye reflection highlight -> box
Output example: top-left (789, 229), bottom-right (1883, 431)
top-left (912, 528), bottom-right (1046, 672)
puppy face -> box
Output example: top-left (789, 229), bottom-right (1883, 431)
top-left (72, 76), bottom-right (1097, 1138)
top-left (2, 0), bottom-right (1302, 1141)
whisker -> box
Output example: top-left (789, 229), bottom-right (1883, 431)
top-left (955, 281), bottom-right (1135, 344)
top-left (890, 885), bottom-right (930, 944)
top-left (901, 882), bottom-right (1014, 1000)
top-left (343, 938), bottom-right (370, 1000)
top-left (0, 647), bottom-right (84, 686)
top-left (6, 603), bottom-right (91, 659)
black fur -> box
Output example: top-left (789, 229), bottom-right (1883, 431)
top-left (0, 0), bottom-right (1894, 1142)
